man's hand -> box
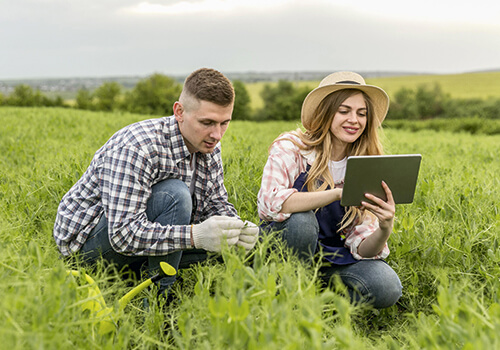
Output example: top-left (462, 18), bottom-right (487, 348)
top-left (192, 216), bottom-right (244, 252)
top-left (237, 221), bottom-right (259, 251)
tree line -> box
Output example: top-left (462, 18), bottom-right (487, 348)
top-left (1, 74), bottom-right (499, 121)
top-left (389, 83), bottom-right (500, 120)
top-left (0, 73), bottom-right (254, 120)
top-left (252, 81), bottom-right (500, 121)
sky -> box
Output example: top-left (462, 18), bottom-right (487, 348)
top-left (1, 0), bottom-right (499, 79)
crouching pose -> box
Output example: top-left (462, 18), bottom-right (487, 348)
top-left (54, 68), bottom-right (259, 297)
top-left (258, 72), bottom-right (402, 309)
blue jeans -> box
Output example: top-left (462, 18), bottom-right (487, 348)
top-left (269, 211), bottom-right (402, 309)
top-left (79, 179), bottom-right (208, 294)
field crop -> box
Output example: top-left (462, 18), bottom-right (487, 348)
top-left (1, 107), bottom-right (499, 349)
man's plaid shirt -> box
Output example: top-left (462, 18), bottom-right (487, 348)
top-left (53, 116), bottom-right (238, 257)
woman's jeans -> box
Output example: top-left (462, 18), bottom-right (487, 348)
top-left (269, 211), bottom-right (403, 309)
top-left (79, 179), bottom-right (207, 295)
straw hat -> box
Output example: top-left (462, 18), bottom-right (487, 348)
top-left (301, 71), bottom-right (389, 130)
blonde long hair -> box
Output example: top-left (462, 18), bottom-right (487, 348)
top-left (280, 89), bottom-right (384, 230)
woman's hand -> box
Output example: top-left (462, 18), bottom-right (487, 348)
top-left (356, 181), bottom-right (395, 258)
top-left (361, 181), bottom-right (395, 233)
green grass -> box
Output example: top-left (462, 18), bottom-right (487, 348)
top-left (384, 117), bottom-right (500, 135)
top-left (1, 107), bottom-right (500, 349)
top-left (367, 71), bottom-right (500, 100)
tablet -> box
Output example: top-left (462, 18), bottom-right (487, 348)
top-left (340, 154), bottom-right (422, 207)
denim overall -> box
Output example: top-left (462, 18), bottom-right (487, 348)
top-left (292, 167), bottom-right (358, 265)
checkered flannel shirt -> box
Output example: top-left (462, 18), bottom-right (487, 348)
top-left (53, 116), bottom-right (238, 256)
top-left (257, 133), bottom-right (389, 260)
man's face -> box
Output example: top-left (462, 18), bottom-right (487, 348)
top-left (174, 99), bottom-right (233, 154)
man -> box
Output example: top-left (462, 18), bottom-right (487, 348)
top-left (53, 68), bottom-right (259, 294)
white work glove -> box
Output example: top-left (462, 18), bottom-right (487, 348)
top-left (192, 216), bottom-right (244, 252)
top-left (237, 221), bottom-right (259, 251)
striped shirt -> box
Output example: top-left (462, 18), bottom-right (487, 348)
top-left (257, 133), bottom-right (389, 260)
top-left (53, 116), bottom-right (238, 257)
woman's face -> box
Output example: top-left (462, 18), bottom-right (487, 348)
top-left (330, 92), bottom-right (367, 149)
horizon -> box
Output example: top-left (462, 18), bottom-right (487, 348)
top-left (2, 67), bottom-right (500, 83)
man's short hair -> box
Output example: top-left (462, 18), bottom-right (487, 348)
top-left (181, 68), bottom-right (234, 108)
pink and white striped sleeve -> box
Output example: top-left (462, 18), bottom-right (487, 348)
top-left (343, 218), bottom-right (390, 260)
top-left (257, 137), bottom-right (304, 222)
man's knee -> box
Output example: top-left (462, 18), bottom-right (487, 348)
top-left (152, 179), bottom-right (190, 201)
top-left (147, 179), bottom-right (192, 225)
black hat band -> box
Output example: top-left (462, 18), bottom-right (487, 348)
top-left (336, 80), bottom-right (361, 85)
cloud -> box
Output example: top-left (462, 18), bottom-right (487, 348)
top-left (123, 0), bottom-right (289, 15)
top-left (350, 0), bottom-right (500, 26)
top-left (121, 0), bottom-right (500, 26)
top-left (0, 0), bottom-right (499, 79)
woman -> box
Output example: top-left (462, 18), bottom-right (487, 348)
top-left (257, 71), bottom-right (402, 309)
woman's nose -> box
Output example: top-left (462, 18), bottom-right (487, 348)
top-left (347, 112), bottom-right (358, 123)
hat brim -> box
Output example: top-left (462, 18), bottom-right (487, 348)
top-left (301, 84), bottom-right (389, 130)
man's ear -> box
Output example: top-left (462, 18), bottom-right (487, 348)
top-left (173, 101), bottom-right (183, 122)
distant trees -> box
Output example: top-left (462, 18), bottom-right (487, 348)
top-left (232, 80), bottom-right (251, 120)
top-left (123, 74), bottom-right (181, 116)
top-left (4, 76), bottom-right (499, 123)
top-left (0, 76), bottom-right (309, 122)
top-left (74, 82), bottom-right (122, 112)
top-left (9, 85), bottom-right (36, 107)
top-left (256, 80), bottom-right (311, 121)
top-left (59, 74), bottom-right (255, 121)
top-left (387, 83), bottom-right (500, 120)
top-left (75, 89), bottom-right (94, 110)
top-left (2, 84), bottom-right (66, 107)
top-left (72, 74), bottom-right (181, 115)
top-left (94, 82), bottom-right (122, 111)
top-left (255, 81), bottom-right (500, 122)
top-left (388, 84), bottom-right (448, 120)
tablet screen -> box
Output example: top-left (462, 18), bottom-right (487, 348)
top-left (340, 154), bottom-right (422, 207)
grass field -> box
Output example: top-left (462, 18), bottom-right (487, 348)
top-left (1, 107), bottom-right (499, 349)
top-left (367, 71), bottom-right (500, 100)
top-left (246, 71), bottom-right (500, 111)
